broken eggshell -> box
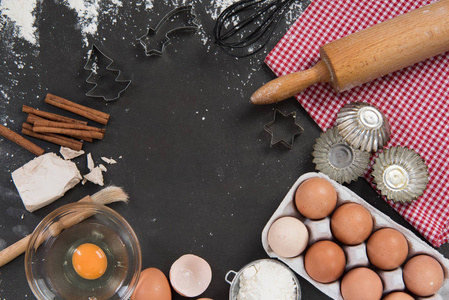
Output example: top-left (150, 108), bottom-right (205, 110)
top-left (169, 254), bottom-right (212, 297)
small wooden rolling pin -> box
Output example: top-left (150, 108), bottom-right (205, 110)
top-left (251, 0), bottom-right (449, 105)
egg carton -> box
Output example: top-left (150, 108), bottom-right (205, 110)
top-left (261, 172), bottom-right (449, 300)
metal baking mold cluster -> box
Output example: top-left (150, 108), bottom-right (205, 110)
top-left (311, 102), bottom-right (428, 203)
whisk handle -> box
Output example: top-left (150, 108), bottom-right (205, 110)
top-left (250, 60), bottom-right (330, 105)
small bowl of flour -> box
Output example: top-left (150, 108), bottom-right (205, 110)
top-left (225, 259), bottom-right (301, 300)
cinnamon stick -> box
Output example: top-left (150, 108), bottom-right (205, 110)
top-left (34, 119), bottom-right (105, 133)
top-left (45, 94), bottom-right (110, 125)
top-left (26, 114), bottom-right (93, 142)
top-left (22, 123), bottom-right (83, 151)
top-left (26, 113), bottom-right (44, 125)
top-left (33, 126), bottom-right (104, 140)
top-left (0, 124), bottom-right (44, 156)
top-left (23, 105), bottom-right (88, 125)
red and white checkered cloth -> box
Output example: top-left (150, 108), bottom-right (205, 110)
top-left (265, 0), bottom-right (449, 247)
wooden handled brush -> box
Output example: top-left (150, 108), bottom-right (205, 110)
top-left (0, 186), bottom-right (129, 267)
top-left (251, 0), bottom-right (449, 104)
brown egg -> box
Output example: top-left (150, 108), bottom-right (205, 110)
top-left (340, 267), bottom-right (383, 300)
top-left (131, 268), bottom-right (171, 300)
top-left (403, 255), bottom-right (444, 297)
top-left (267, 216), bottom-right (309, 258)
top-left (331, 203), bottom-right (373, 245)
top-left (382, 291), bottom-right (414, 300)
top-left (304, 240), bottom-right (346, 283)
top-left (295, 178), bottom-right (337, 219)
top-left (366, 228), bottom-right (408, 270)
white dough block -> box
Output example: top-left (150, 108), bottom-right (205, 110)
top-left (59, 146), bottom-right (85, 160)
top-left (83, 167), bottom-right (104, 186)
top-left (11, 153), bottom-right (82, 212)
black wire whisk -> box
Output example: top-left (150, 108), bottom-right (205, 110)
top-left (214, 0), bottom-right (300, 58)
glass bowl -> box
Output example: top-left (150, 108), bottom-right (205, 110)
top-left (25, 202), bottom-right (142, 300)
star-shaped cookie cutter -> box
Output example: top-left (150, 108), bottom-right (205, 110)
top-left (84, 44), bottom-right (131, 101)
top-left (138, 5), bottom-right (199, 56)
top-left (264, 109), bottom-right (304, 148)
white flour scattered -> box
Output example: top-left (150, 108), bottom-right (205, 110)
top-left (1, 0), bottom-right (301, 49)
top-left (63, 0), bottom-right (123, 46)
top-left (204, 0), bottom-right (238, 20)
top-left (0, 0), bottom-right (39, 45)
top-left (136, 0), bottom-right (154, 10)
top-left (0, 0), bottom-right (124, 47)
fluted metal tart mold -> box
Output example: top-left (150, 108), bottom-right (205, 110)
top-left (372, 146), bottom-right (429, 203)
top-left (312, 126), bottom-right (371, 184)
top-left (337, 102), bottom-right (390, 152)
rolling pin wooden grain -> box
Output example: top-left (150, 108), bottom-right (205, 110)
top-left (251, 0), bottom-right (449, 104)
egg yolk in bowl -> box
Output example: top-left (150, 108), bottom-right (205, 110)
top-left (72, 243), bottom-right (107, 280)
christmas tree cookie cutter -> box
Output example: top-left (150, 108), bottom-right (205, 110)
top-left (138, 5), bottom-right (199, 56)
top-left (264, 109), bottom-right (304, 148)
top-left (84, 44), bottom-right (132, 101)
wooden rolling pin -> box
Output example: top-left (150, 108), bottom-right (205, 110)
top-left (251, 0), bottom-right (449, 105)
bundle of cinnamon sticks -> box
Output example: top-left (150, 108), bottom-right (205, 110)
top-left (20, 94), bottom-right (110, 152)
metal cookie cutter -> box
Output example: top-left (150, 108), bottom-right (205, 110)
top-left (371, 146), bottom-right (429, 203)
top-left (336, 102), bottom-right (390, 152)
top-left (264, 109), bottom-right (304, 148)
top-left (312, 126), bottom-right (371, 184)
top-left (84, 44), bottom-right (132, 101)
top-left (138, 5), bottom-right (199, 56)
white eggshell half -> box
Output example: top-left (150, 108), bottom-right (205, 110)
top-left (169, 254), bottom-right (212, 297)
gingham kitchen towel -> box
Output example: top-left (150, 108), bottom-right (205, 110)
top-left (265, 0), bottom-right (449, 247)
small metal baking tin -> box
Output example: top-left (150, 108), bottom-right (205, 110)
top-left (371, 146), bottom-right (429, 203)
top-left (336, 102), bottom-right (390, 152)
top-left (84, 44), bottom-right (131, 101)
top-left (225, 259), bottom-right (301, 300)
top-left (138, 5), bottom-right (199, 56)
top-left (264, 110), bottom-right (304, 149)
top-left (312, 126), bottom-right (371, 184)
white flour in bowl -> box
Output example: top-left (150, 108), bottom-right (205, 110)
top-left (237, 260), bottom-right (297, 300)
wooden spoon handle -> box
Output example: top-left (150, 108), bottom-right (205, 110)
top-left (250, 60), bottom-right (331, 105)
top-left (0, 236), bottom-right (31, 267)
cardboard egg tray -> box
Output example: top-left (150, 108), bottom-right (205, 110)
top-left (261, 172), bottom-right (449, 300)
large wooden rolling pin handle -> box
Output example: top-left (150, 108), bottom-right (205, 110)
top-left (251, 0), bottom-right (449, 105)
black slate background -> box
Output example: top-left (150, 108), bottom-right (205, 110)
top-left (1, 1), bottom-right (448, 299)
